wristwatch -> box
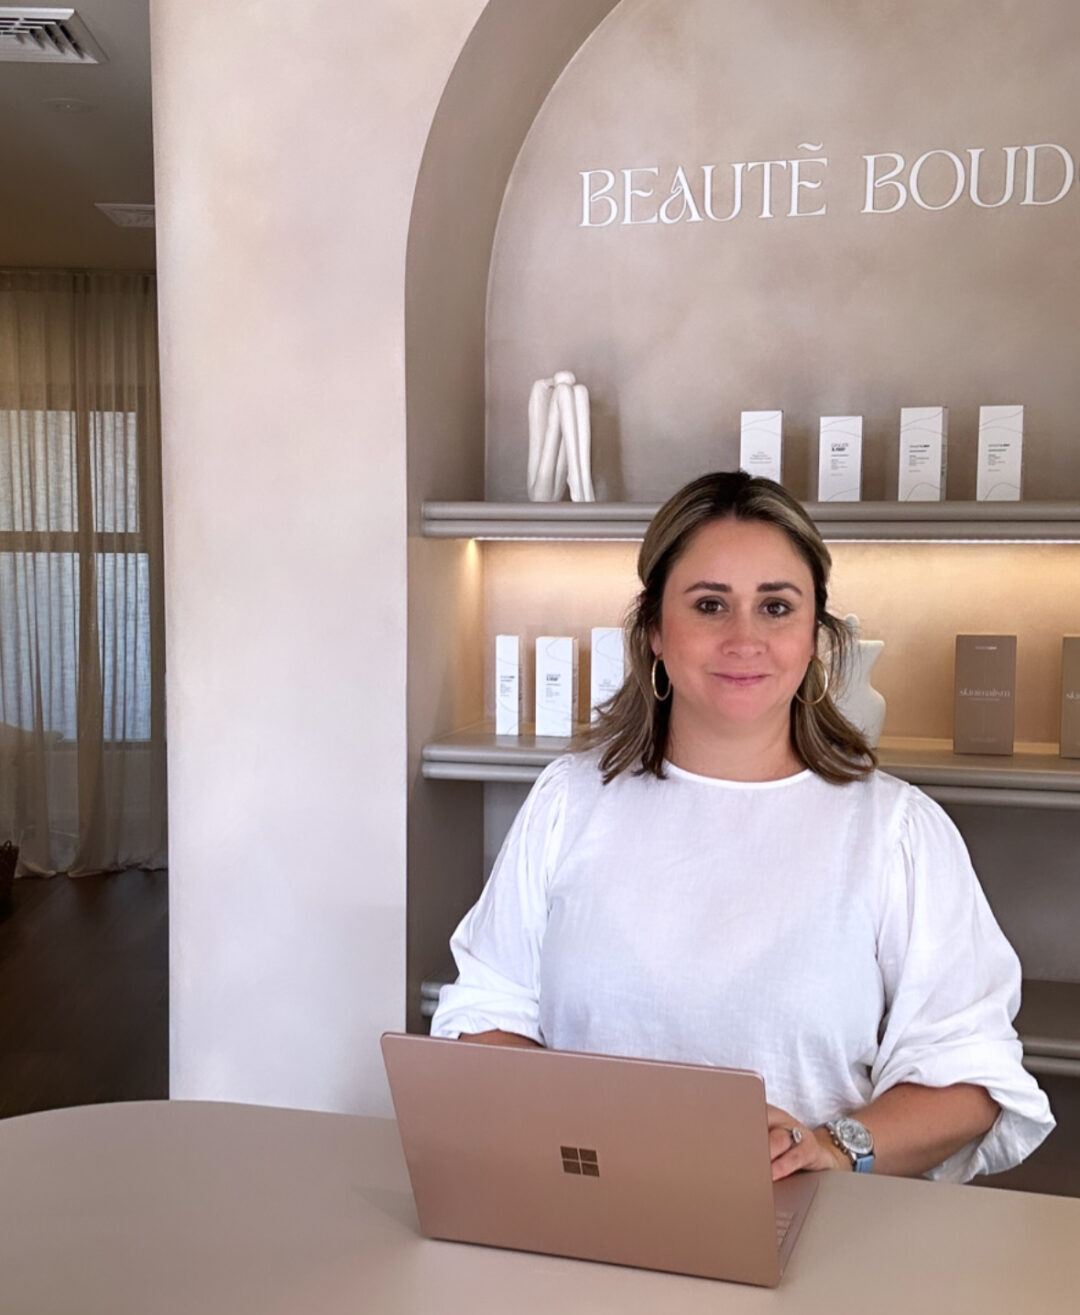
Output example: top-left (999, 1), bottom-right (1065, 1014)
top-left (825, 1117), bottom-right (875, 1173)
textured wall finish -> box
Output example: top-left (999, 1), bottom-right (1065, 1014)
top-left (153, 0), bottom-right (487, 1116)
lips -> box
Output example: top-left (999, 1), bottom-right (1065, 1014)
top-left (714, 673), bottom-right (768, 686)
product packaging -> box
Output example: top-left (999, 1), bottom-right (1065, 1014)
top-left (817, 416), bottom-right (863, 501)
top-left (976, 406), bottom-right (1023, 501)
top-left (739, 411), bottom-right (783, 483)
top-left (494, 634), bottom-right (521, 736)
top-left (953, 634), bottom-right (1017, 755)
top-left (898, 407), bottom-right (948, 501)
top-left (535, 636), bottom-right (579, 737)
top-left (1061, 637), bottom-right (1080, 759)
top-left (590, 627), bottom-right (625, 722)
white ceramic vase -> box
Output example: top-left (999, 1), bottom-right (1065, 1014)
top-left (526, 370), bottom-right (595, 502)
top-left (835, 614), bottom-right (886, 747)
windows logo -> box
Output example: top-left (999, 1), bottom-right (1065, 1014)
top-left (561, 1145), bottom-right (600, 1177)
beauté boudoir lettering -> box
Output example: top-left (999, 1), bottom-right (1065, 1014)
top-left (579, 142), bottom-right (1076, 226)
top-left (959, 689), bottom-right (1013, 699)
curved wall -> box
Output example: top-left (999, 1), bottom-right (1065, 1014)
top-left (404, 0), bottom-right (621, 1028)
top-left (487, 0), bottom-right (1080, 501)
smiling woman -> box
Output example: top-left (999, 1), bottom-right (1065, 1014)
top-left (430, 472), bottom-right (1055, 1186)
top-left (594, 471), bottom-right (874, 783)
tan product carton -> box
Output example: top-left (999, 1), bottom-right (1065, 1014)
top-left (1061, 636), bottom-right (1080, 759)
top-left (953, 635), bottom-right (1016, 756)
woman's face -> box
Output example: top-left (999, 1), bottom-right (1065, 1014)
top-left (650, 516), bottom-right (818, 737)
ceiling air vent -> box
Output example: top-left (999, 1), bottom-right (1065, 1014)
top-left (0, 7), bottom-right (107, 63)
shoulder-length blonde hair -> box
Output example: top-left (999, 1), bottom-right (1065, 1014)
top-left (591, 470), bottom-right (877, 785)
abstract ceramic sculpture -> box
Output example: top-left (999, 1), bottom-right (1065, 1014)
top-left (527, 371), bottom-right (595, 502)
top-left (835, 613), bottom-right (886, 747)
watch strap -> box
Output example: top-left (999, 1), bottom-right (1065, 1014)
top-left (825, 1119), bottom-right (875, 1173)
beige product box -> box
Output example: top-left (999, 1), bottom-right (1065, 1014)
top-left (535, 636), bottom-right (578, 738)
top-left (953, 635), bottom-right (1017, 756)
top-left (739, 411), bottom-right (783, 483)
top-left (1061, 637), bottom-right (1080, 759)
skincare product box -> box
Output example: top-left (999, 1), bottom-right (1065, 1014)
top-left (740, 411), bottom-right (783, 483)
top-left (535, 636), bottom-right (578, 737)
top-left (898, 407), bottom-right (948, 501)
top-left (494, 634), bottom-right (521, 736)
top-left (1061, 637), bottom-right (1080, 759)
top-left (953, 634), bottom-right (1017, 756)
top-left (976, 406), bottom-right (1023, 501)
top-left (817, 416), bottom-right (863, 501)
top-left (590, 626), bottom-right (625, 722)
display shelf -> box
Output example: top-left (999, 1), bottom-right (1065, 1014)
top-left (421, 726), bottom-right (1080, 808)
top-left (422, 500), bottom-right (1080, 542)
top-left (420, 974), bottom-right (1080, 1074)
top-left (1017, 981), bottom-right (1080, 1077)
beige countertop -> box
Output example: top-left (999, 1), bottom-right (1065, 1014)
top-left (2, 1099), bottom-right (1079, 1314)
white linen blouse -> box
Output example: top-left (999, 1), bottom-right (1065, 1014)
top-left (430, 752), bottom-right (1055, 1182)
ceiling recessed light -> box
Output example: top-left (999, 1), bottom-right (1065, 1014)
top-left (43, 96), bottom-right (97, 112)
top-left (94, 202), bottom-right (155, 229)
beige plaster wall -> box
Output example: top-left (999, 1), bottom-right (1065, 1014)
top-left (152, 0), bottom-right (487, 1115)
top-left (487, 0), bottom-right (1080, 502)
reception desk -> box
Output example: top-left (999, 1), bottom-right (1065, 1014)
top-left (2, 1100), bottom-right (1078, 1314)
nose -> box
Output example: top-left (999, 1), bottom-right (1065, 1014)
top-left (720, 609), bottom-right (765, 656)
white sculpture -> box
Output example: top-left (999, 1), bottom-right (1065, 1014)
top-left (835, 613), bottom-right (886, 747)
top-left (527, 370), bottom-right (595, 502)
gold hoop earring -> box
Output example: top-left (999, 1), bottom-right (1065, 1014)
top-left (795, 655), bottom-right (829, 706)
top-left (650, 656), bottom-right (672, 702)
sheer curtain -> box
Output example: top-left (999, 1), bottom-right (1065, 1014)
top-left (0, 270), bottom-right (166, 876)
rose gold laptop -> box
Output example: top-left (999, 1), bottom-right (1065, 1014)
top-left (380, 1033), bottom-right (818, 1288)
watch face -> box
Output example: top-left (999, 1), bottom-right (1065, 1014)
top-left (835, 1117), bottom-right (874, 1156)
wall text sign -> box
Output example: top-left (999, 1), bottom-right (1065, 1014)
top-left (579, 142), bottom-right (1076, 225)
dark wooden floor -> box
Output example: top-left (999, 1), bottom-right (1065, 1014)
top-left (0, 868), bottom-right (168, 1120)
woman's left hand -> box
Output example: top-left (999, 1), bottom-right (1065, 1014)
top-left (766, 1104), bottom-right (848, 1180)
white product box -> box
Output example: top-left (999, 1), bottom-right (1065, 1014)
top-left (590, 627), bottom-right (625, 722)
top-left (535, 636), bottom-right (578, 738)
top-left (977, 406), bottom-right (1024, 501)
top-left (817, 416), bottom-right (863, 501)
top-left (898, 407), bottom-right (949, 501)
top-left (739, 411), bottom-right (783, 482)
top-left (494, 634), bottom-right (521, 736)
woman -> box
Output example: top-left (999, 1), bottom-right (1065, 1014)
top-left (431, 471), bottom-right (1054, 1182)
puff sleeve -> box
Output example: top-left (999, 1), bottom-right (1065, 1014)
top-left (872, 786), bottom-right (1055, 1181)
top-left (429, 757), bottom-right (570, 1044)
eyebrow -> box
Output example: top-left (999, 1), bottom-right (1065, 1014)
top-left (683, 580), bottom-right (804, 596)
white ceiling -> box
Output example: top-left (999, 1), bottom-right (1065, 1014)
top-left (0, 0), bottom-right (155, 269)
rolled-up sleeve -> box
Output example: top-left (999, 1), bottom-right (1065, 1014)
top-left (429, 757), bottom-right (569, 1044)
top-left (872, 787), bottom-right (1055, 1181)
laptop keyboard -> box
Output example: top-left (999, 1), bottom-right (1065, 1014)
top-left (775, 1210), bottom-right (795, 1247)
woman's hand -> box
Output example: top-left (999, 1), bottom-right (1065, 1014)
top-left (766, 1104), bottom-right (848, 1180)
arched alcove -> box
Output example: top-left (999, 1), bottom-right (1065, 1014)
top-left (405, 0), bottom-right (622, 512)
top-left (404, 0), bottom-right (622, 1028)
